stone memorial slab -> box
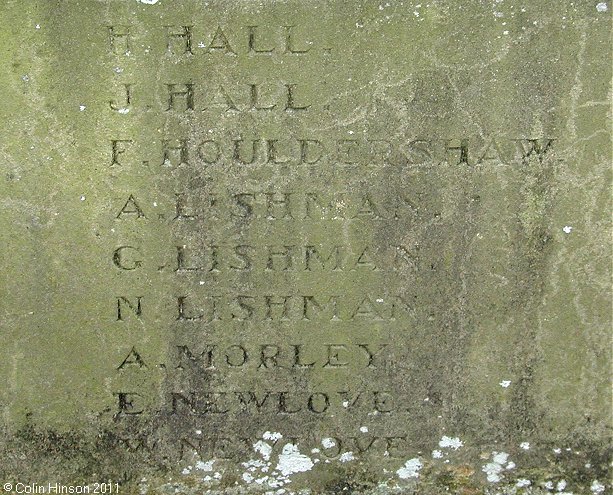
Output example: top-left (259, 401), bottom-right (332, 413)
top-left (0, 0), bottom-right (611, 493)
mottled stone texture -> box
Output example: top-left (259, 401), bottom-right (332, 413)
top-left (0, 0), bottom-right (611, 493)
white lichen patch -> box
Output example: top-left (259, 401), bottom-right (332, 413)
top-left (493, 452), bottom-right (509, 465)
top-left (432, 450), bottom-right (443, 459)
top-left (321, 437), bottom-right (336, 449)
top-left (254, 440), bottom-right (273, 461)
top-left (339, 452), bottom-right (355, 463)
top-left (516, 479), bottom-right (531, 488)
top-left (482, 452), bottom-right (513, 483)
top-left (195, 460), bottom-right (214, 471)
top-left (439, 436), bottom-right (463, 450)
top-left (482, 461), bottom-right (504, 483)
top-left (263, 431), bottom-right (283, 442)
top-left (396, 458), bottom-right (423, 479)
top-left (242, 459), bottom-right (267, 470)
top-left (591, 480), bottom-right (606, 493)
top-left (275, 444), bottom-right (314, 477)
top-left (267, 478), bottom-right (286, 488)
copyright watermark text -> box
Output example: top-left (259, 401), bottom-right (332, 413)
top-left (3, 483), bottom-right (120, 494)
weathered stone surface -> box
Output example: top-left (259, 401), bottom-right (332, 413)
top-left (0, 0), bottom-right (610, 493)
